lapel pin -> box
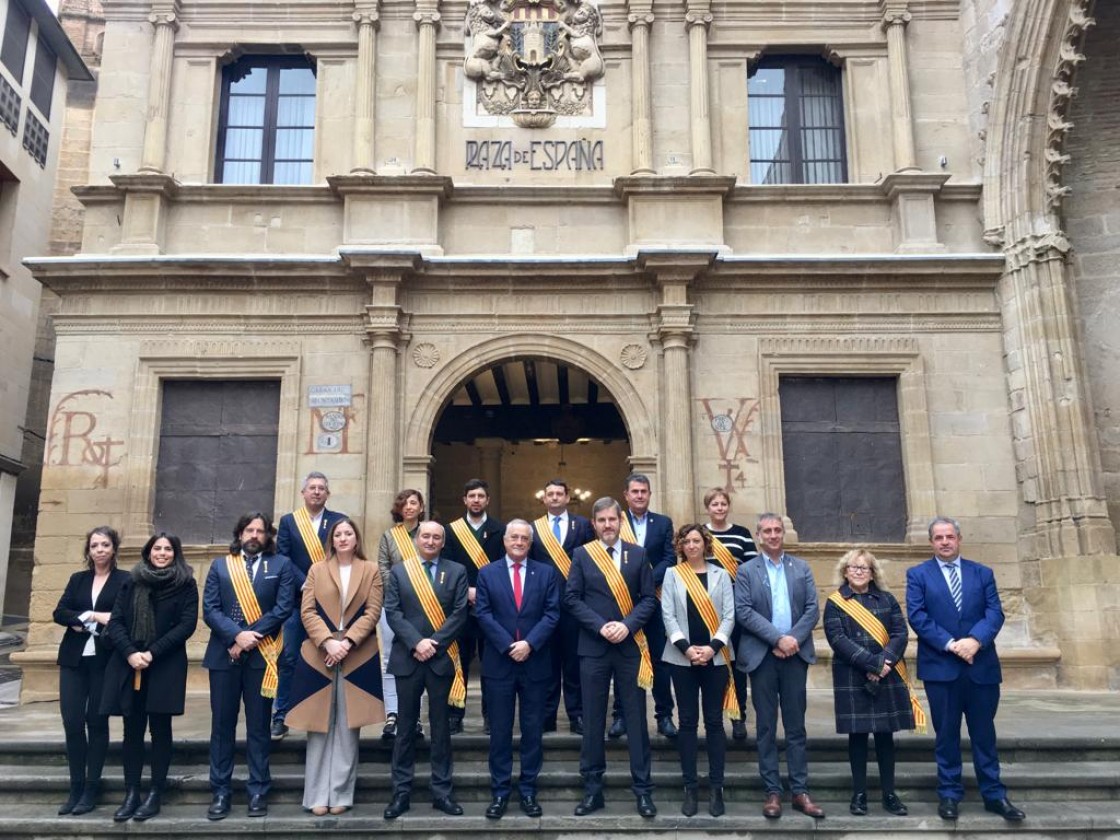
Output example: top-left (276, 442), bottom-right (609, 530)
top-left (440, 571), bottom-right (446, 585)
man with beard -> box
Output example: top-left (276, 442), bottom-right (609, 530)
top-left (202, 513), bottom-right (295, 820)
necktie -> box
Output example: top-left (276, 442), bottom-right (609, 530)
top-left (948, 564), bottom-right (962, 613)
top-left (245, 556), bottom-right (256, 583)
top-left (606, 544), bottom-right (615, 565)
top-left (424, 561), bottom-right (435, 583)
top-left (512, 562), bottom-right (523, 611)
top-left (552, 516), bottom-right (562, 541)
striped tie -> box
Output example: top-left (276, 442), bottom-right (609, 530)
top-left (948, 564), bottom-right (962, 613)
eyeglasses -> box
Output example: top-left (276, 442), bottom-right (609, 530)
top-left (847, 565), bottom-right (871, 573)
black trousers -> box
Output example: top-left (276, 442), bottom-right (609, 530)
top-left (613, 614), bottom-right (673, 721)
top-left (669, 663), bottom-right (728, 787)
top-left (59, 659), bottom-right (109, 790)
top-left (393, 665), bottom-right (454, 799)
top-left (580, 649), bottom-right (652, 796)
top-left (849, 732), bottom-right (896, 794)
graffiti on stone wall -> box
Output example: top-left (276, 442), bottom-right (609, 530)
top-left (698, 398), bottom-right (760, 493)
top-left (47, 390), bottom-right (125, 488)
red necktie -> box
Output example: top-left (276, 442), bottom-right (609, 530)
top-left (512, 561), bottom-right (523, 611)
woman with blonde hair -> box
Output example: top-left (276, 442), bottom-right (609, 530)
top-left (823, 548), bottom-right (920, 817)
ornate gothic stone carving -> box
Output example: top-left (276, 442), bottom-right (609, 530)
top-left (1045, 0), bottom-right (1095, 209)
top-left (464, 0), bottom-right (604, 128)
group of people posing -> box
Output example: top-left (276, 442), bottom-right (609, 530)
top-left (52, 470), bottom-right (1026, 824)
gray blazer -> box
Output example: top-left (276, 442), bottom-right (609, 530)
top-left (660, 562), bottom-right (736, 667)
top-left (734, 552), bottom-right (819, 673)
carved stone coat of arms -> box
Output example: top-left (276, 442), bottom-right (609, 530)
top-left (464, 0), bottom-right (605, 128)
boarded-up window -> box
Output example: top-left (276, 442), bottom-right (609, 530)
top-left (154, 380), bottom-right (281, 545)
top-left (780, 376), bottom-right (906, 542)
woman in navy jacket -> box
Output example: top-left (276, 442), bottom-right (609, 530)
top-left (53, 525), bottom-right (128, 815)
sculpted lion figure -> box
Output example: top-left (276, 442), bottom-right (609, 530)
top-left (465, 0), bottom-right (510, 82)
top-left (559, 1), bottom-right (604, 83)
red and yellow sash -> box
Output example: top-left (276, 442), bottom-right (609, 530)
top-left (674, 563), bottom-right (739, 719)
top-left (449, 519), bottom-right (491, 571)
top-left (403, 558), bottom-right (466, 708)
top-left (226, 555), bottom-right (284, 698)
top-left (533, 515), bottom-right (571, 579)
top-left (388, 523), bottom-right (419, 563)
top-left (620, 513), bottom-right (661, 599)
top-left (710, 536), bottom-right (738, 578)
top-left (584, 542), bottom-right (653, 690)
top-left (293, 507), bottom-right (327, 565)
top-left (827, 591), bottom-right (927, 733)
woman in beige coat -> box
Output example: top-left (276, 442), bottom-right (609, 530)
top-left (286, 518), bottom-right (385, 815)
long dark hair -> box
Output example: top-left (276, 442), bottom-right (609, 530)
top-left (326, 518), bottom-right (368, 562)
top-left (140, 532), bottom-right (193, 576)
top-left (229, 512), bottom-right (277, 555)
top-left (84, 525), bottom-right (121, 570)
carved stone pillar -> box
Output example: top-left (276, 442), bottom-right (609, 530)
top-left (880, 2), bottom-right (917, 172)
top-left (352, 4), bottom-right (380, 174)
top-left (684, 0), bottom-right (714, 175)
top-left (139, 2), bottom-right (180, 175)
top-left (413, 0), bottom-right (441, 174)
top-left (628, 0), bottom-right (655, 175)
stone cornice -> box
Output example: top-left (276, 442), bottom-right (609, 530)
top-left (328, 174), bottom-right (453, 200)
top-left (73, 183), bottom-right (339, 207)
top-left (615, 175), bottom-right (736, 199)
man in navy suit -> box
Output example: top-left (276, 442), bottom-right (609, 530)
top-left (202, 512), bottom-right (295, 820)
top-left (565, 497), bottom-right (659, 818)
top-left (529, 478), bottom-right (594, 734)
top-left (906, 517), bottom-right (1025, 822)
top-left (271, 471), bottom-right (346, 738)
top-left (476, 519), bottom-right (561, 819)
top-left (611, 472), bottom-right (677, 739)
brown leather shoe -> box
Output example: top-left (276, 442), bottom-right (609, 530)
top-left (792, 792), bottom-right (825, 818)
top-left (762, 793), bottom-right (782, 818)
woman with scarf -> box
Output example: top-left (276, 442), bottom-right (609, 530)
top-left (102, 533), bottom-right (199, 822)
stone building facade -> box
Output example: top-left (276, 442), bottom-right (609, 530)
top-left (12, 0), bottom-right (1119, 697)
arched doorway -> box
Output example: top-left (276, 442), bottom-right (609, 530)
top-left (429, 357), bottom-right (631, 523)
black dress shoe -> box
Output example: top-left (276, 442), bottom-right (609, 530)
top-left (709, 787), bottom-right (725, 817)
top-left (432, 796), bottom-right (464, 816)
top-left (382, 713), bottom-right (398, 739)
top-left (543, 719), bottom-right (558, 733)
top-left (113, 787), bottom-right (141, 822)
top-left (72, 781), bottom-right (101, 815)
top-left (731, 718), bottom-right (748, 740)
top-left (485, 796), bottom-right (509, 819)
top-left (574, 793), bottom-right (605, 815)
top-left (938, 797), bottom-right (959, 820)
top-left (849, 791), bottom-right (868, 816)
top-left (883, 792), bottom-right (908, 816)
top-left (656, 716), bottom-right (678, 738)
top-left (133, 789), bottom-right (162, 822)
top-left (636, 793), bottom-right (657, 817)
top-left (59, 787), bottom-right (82, 816)
top-left (248, 794), bottom-right (268, 817)
top-left (448, 717), bottom-right (464, 735)
top-left (569, 716), bottom-right (584, 735)
top-left (984, 797), bottom-right (1026, 821)
top-left (270, 719), bottom-right (288, 739)
top-left (681, 787), bottom-right (698, 817)
top-left (383, 792), bottom-right (410, 820)
top-left (207, 792), bottom-right (231, 821)
top-left (607, 717), bottom-right (626, 739)
top-left (520, 794), bottom-right (543, 817)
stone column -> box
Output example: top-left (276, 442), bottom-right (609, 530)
top-left (413, 0), bottom-right (441, 174)
top-left (685, 0), bottom-right (714, 175)
top-left (139, 1), bottom-right (181, 175)
top-left (881, 3), bottom-right (917, 172)
top-left (477, 439), bottom-right (505, 519)
top-left (352, 4), bottom-right (380, 175)
top-left (628, 0), bottom-right (655, 175)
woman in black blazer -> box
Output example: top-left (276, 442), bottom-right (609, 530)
top-left (53, 525), bottom-right (128, 815)
top-left (102, 532), bottom-right (198, 822)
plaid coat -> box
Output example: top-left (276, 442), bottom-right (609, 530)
top-left (823, 583), bottom-right (915, 734)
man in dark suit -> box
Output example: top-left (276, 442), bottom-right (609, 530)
top-left (611, 472), bottom-right (677, 739)
top-left (383, 521), bottom-right (470, 820)
top-left (529, 477), bottom-right (594, 734)
top-left (271, 471), bottom-right (346, 738)
top-left (906, 516), bottom-right (1025, 822)
top-left (564, 497), bottom-right (659, 818)
top-left (202, 512), bottom-right (295, 820)
top-left (442, 477), bottom-right (506, 733)
top-left (734, 513), bottom-right (824, 819)
top-left (475, 519), bottom-right (561, 819)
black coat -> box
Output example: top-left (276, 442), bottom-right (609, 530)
top-left (823, 583), bottom-right (915, 734)
top-left (101, 576), bottom-right (199, 716)
top-left (53, 569), bottom-right (129, 668)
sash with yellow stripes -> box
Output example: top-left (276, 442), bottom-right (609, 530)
top-left (827, 591), bottom-right (927, 734)
top-left (533, 515), bottom-right (571, 579)
top-left (620, 513), bottom-right (661, 599)
top-left (388, 523), bottom-right (419, 563)
top-left (403, 558), bottom-right (466, 708)
top-left (226, 555), bottom-right (284, 698)
top-left (584, 542), bottom-right (653, 690)
top-left (674, 563), bottom-right (740, 719)
top-left (293, 507), bottom-right (327, 565)
top-left (710, 536), bottom-right (738, 578)
top-left (449, 519), bottom-right (491, 571)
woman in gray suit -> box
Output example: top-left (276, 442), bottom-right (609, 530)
top-left (660, 524), bottom-right (736, 818)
